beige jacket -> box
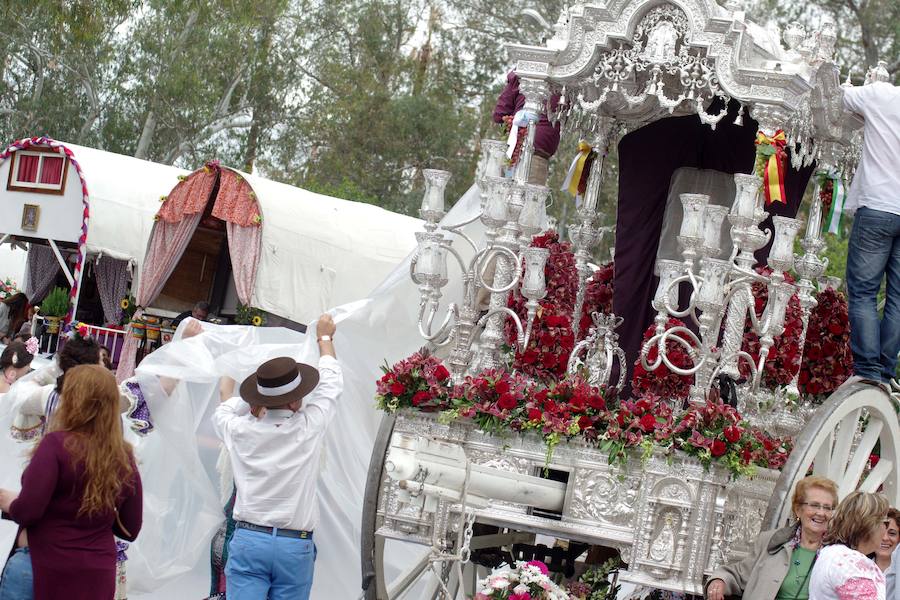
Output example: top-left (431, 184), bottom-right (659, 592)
top-left (706, 526), bottom-right (798, 599)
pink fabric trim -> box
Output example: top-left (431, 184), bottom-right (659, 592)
top-left (226, 222), bottom-right (261, 305)
top-left (115, 214), bottom-right (202, 382)
top-left (835, 577), bottom-right (879, 600)
top-left (157, 169), bottom-right (217, 223)
top-left (212, 169), bottom-right (261, 227)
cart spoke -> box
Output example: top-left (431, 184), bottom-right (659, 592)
top-left (842, 419), bottom-right (883, 494)
top-left (826, 408), bottom-right (861, 483)
top-left (860, 458), bottom-right (893, 493)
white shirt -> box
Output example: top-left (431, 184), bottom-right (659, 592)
top-left (887, 543), bottom-right (900, 600)
top-left (809, 544), bottom-right (886, 600)
top-left (212, 355), bottom-right (343, 531)
top-left (843, 82), bottom-right (900, 216)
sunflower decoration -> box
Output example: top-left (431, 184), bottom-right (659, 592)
top-left (236, 304), bottom-right (266, 327)
top-left (119, 295), bottom-right (137, 325)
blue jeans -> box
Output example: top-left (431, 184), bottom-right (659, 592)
top-left (225, 527), bottom-right (316, 600)
top-left (0, 548), bottom-right (33, 600)
top-left (846, 207), bottom-right (900, 382)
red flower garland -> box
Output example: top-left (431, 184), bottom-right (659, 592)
top-left (631, 317), bottom-right (695, 401)
top-left (505, 230), bottom-right (614, 381)
top-left (739, 268), bottom-right (804, 387)
top-left (375, 350), bottom-right (452, 412)
top-left (799, 288), bottom-right (853, 397)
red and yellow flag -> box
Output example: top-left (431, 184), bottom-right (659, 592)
top-left (755, 130), bottom-right (787, 205)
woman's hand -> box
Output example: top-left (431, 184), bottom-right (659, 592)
top-left (0, 488), bottom-right (18, 513)
top-left (182, 319), bottom-right (203, 339)
top-left (219, 376), bottom-right (236, 403)
top-left (706, 578), bottom-right (727, 600)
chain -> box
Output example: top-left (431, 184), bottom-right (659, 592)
top-left (459, 509), bottom-right (476, 563)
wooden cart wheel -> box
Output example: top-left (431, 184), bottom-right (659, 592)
top-left (763, 382), bottom-right (900, 530)
top-left (360, 415), bottom-right (473, 600)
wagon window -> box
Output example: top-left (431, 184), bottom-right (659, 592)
top-left (7, 149), bottom-right (69, 194)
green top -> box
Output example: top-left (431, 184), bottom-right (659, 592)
top-left (776, 546), bottom-right (817, 600)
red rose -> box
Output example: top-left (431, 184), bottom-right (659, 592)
top-left (827, 321), bottom-right (845, 335)
top-left (723, 426), bottom-right (742, 443)
top-left (389, 382), bottom-right (406, 396)
top-left (639, 413), bottom-right (658, 432)
top-left (616, 412), bottom-right (627, 427)
top-left (434, 365), bottom-right (450, 381)
top-left (711, 439), bottom-right (727, 457)
top-left (869, 454), bottom-right (880, 468)
top-left (541, 353), bottom-right (557, 368)
top-left (528, 408), bottom-right (543, 422)
top-left (497, 393), bottom-right (518, 410)
top-left (494, 380), bottom-right (510, 396)
top-left (411, 391), bottom-right (430, 406)
top-left (522, 350), bottom-right (538, 364)
top-left (578, 415), bottom-right (593, 430)
top-left (587, 395), bottom-right (605, 410)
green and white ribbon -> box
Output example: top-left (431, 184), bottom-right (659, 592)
top-left (817, 170), bottom-right (847, 236)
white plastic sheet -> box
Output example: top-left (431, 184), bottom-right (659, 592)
top-left (2, 184), bottom-right (486, 599)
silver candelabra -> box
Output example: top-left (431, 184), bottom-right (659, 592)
top-left (411, 131), bottom-right (552, 384)
top-left (641, 173), bottom-right (806, 407)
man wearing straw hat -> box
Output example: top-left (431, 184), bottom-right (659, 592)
top-left (212, 313), bottom-right (341, 600)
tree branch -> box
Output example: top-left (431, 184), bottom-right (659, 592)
top-left (162, 109), bottom-right (253, 164)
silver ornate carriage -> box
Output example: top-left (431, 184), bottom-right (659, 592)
top-left (360, 0), bottom-right (899, 597)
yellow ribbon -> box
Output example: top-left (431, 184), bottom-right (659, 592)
top-left (755, 130), bottom-right (787, 205)
top-left (566, 141), bottom-right (593, 197)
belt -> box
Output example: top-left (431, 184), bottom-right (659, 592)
top-left (236, 521), bottom-right (313, 539)
top-left (533, 149), bottom-right (552, 160)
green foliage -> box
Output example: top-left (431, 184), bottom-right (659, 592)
top-left (821, 232), bottom-right (850, 281)
top-left (40, 286), bottom-right (70, 317)
top-left (746, 0), bottom-right (899, 83)
top-left (0, 0), bottom-right (891, 227)
top-left (234, 304), bottom-right (266, 326)
top-left (576, 557), bottom-right (622, 600)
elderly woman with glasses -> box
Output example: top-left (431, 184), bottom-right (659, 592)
top-left (705, 476), bottom-right (838, 600)
top-left (809, 491), bottom-right (889, 599)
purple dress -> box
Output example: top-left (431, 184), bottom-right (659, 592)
top-left (492, 71), bottom-right (561, 158)
top-left (6, 431), bottom-right (143, 600)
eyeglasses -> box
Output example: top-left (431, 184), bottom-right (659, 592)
top-left (800, 502), bottom-right (835, 513)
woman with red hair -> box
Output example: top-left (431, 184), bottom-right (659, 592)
top-left (0, 365), bottom-right (143, 599)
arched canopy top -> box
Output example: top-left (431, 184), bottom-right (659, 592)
top-left (506, 0), bottom-right (861, 171)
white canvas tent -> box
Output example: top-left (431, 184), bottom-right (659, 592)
top-left (0, 138), bottom-right (187, 319)
top-left (0, 138), bottom-right (422, 328)
top-left (240, 171), bottom-right (422, 323)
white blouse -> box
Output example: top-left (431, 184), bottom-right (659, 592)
top-left (809, 544), bottom-right (886, 600)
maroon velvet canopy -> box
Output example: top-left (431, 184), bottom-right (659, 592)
top-left (612, 101), bottom-right (815, 395)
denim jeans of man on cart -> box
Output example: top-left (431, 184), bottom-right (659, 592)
top-left (0, 548), bottom-right (34, 600)
top-left (846, 206), bottom-right (900, 383)
top-left (225, 527), bottom-right (315, 600)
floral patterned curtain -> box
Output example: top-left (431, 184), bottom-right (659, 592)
top-left (24, 244), bottom-right (61, 303)
top-left (94, 256), bottom-right (130, 325)
top-left (115, 214), bottom-right (202, 382)
top-left (226, 223), bottom-right (261, 306)
top-left (214, 170), bottom-right (262, 305)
